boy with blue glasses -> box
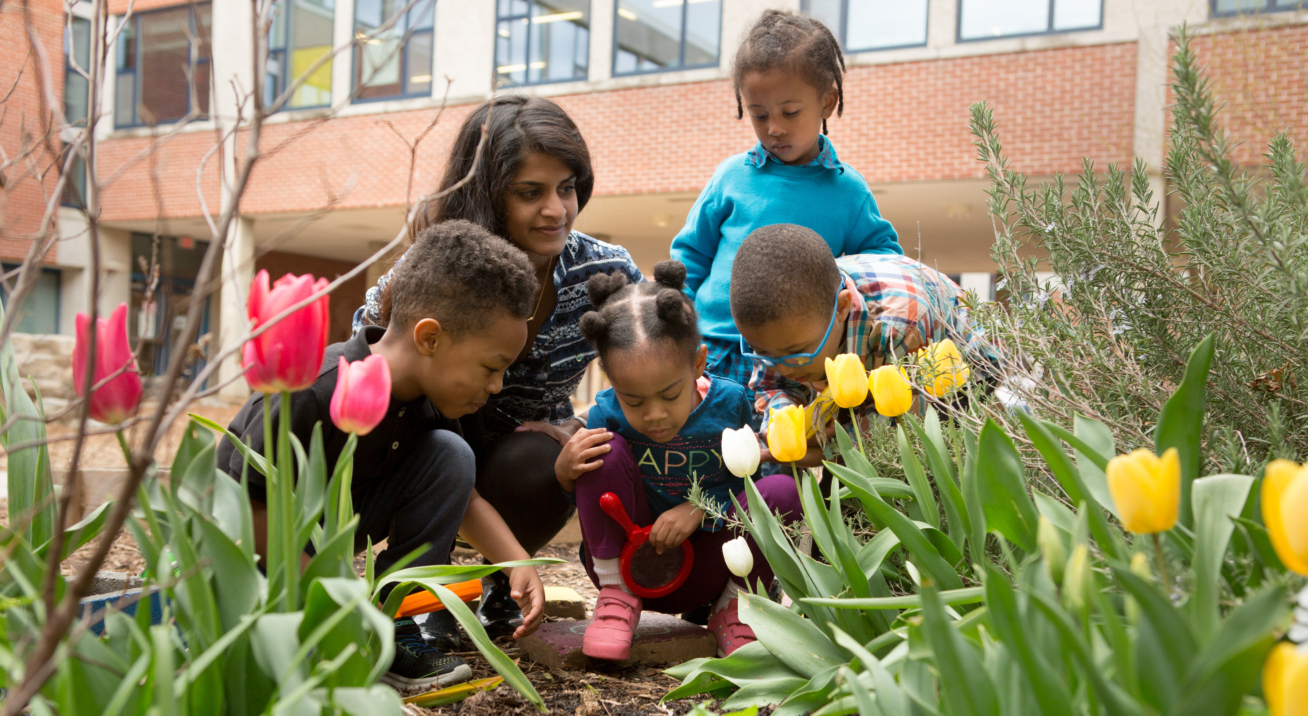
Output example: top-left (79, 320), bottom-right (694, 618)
top-left (730, 224), bottom-right (992, 466)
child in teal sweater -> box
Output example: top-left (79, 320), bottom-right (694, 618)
top-left (670, 10), bottom-right (901, 400)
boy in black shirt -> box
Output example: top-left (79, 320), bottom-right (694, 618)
top-left (217, 220), bottom-right (545, 690)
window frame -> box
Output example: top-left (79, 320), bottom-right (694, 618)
top-left (1210, 0), bottom-right (1308, 16)
top-left (113, 3), bottom-right (212, 129)
top-left (351, 0), bottom-right (437, 103)
top-left (494, 0), bottom-right (592, 88)
top-left (955, 0), bottom-right (1104, 43)
top-left (610, 0), bottom-right (723, 78)
top-left (268, 0), bottom-right (339, 111)
top-left (801, 0), bottom-right (930, 53)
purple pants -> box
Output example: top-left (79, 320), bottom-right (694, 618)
top-left (577, 434), bottom-right (802, 614)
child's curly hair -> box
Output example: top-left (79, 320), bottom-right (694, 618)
top-left (732, 9), bottom-right (846, 135)
top-left (579, 260), bottom-right (700, 365)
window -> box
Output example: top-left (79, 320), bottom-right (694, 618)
top-left (61, 151), bottom-right (87, 209)
top-left (114, 4), bottom-right (211, 128)
top-left (803, 0), bottom-right (928, 52)
top-left (65, 16), bottom-right (91, 124)
top-left (1213, 0), bottom-right (1307, 15)
top-left (267, 0), bottom-right (336, 109)
top-left (958, 0), bottom-right (1101, 41)
top-left (352, 0), bottom-right (433, 100)
top-left (1, 265), bottom-right (61, 336)
top-left (613, 0), bottom-right (720, 76)
top-left (495, 1), bottom-right (589, 87)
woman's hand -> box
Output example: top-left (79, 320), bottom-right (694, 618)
top-left (555, 428), bottom-right (613, 492)
top-left (759, 445), bottom-right (826, 468)
top-left (516, 420), bottom-right (580, 446)
top-left (649, 502), bottom-right (704, 554)
top-left (506, 565), bottom-right (545, 639)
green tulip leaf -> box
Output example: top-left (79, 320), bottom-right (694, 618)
top-left (975, 420), bottom-right (1039, 553)
top-left (1190, 474), bottom-right (1254, 643)
top-left (737, 592), bottom-right (846, 679)
top-left (1154, 335), bottom-right (1214, 529)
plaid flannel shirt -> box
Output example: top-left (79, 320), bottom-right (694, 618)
top-left (752, 254), bottom-right (993, 430)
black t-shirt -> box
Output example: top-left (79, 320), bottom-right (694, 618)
top-left (217, 326), bottom-right (460, 502)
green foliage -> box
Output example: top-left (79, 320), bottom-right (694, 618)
top-left (970, 28), bottom-right (1308, 472)
top-left (666, 334), bottom-right (1299, 716)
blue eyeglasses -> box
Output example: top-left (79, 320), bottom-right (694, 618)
top-left (740, 283), bottom-right (841, 369)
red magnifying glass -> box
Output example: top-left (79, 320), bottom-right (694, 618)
top-left (599, 492), bottom-right (695, 599)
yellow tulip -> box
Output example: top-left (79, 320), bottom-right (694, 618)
top-left (1062, 544), bottom-right (1091, 610)
top-left (920, 339), bottom-right (971, 397)
top-left (803, 387), bottom-right (838, 440)
top-left (824, 353), bottom-right (869, 409)
top-left (1106, 447), bottom-right (1180, 534)
top-left (1262, 459), bottom-right (1308, 577)
top-left (1037, 516), bottom-right (1067, 585)
top-left (1263, 642), bottom-right (1308, 716)
top-left (869, 365), bottom-right (913, 417)
top-left (767, 404), bottom-right (808, 463)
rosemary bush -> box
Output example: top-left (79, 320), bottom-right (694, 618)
top-left (971, 29), bottom-right (1308, 473)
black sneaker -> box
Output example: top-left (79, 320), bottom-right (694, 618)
top-left (381, 617), bottom-right (473, 691)
top-left (418, 609), bottom-right (463, 652)
top-left (476, 569), bottom-right (523, 640)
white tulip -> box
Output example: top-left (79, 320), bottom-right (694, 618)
top-left (721, 426), bottom-right (761, 478)
top-left (722, 536), bottom-right (754, 579)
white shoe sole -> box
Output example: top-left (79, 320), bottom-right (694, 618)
top-left (379, 663), bottom-right (473, 691)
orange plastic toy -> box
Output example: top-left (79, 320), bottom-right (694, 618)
top-left (394, 579), bottom-right (483, 618)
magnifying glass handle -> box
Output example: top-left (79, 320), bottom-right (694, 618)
top-left (599, 492), bottom-right (641, 539)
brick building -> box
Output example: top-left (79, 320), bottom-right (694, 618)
top-left (3, 0), bottom-right (1307, 400)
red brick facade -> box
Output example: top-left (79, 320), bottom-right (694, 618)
top-left (0, 0), bottom-right (65, 262)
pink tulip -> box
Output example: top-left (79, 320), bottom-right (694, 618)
top-left (73, 303), bottom-right (143, 424)
top-left (329, 355), bottom-right (391, 435)
top-left (242, 270), bottom-right (330, 394)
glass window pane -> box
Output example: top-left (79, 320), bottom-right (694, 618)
top-left (1, 267), bottom-right (61, 335)
top-left (496, 18), bottom-right (530, 86)
top-left (289, 0), bottom-right (333, 107)
top-left (66, 18), bottom-right (91, 124)
top-left (684, 0), bottom-right (720, 66)
top-left (61, 151), bottom-right (86, 209)
top-left (1215, 0), bottom-right (1265, 9)
top-left (531, 0), bottom-right (589, 82)
top-left (803, 0), bottom-right (842, 38)
top-left (615, 0), bottom-right (686, 72)
top-left (1274, 0), bottom-right (1307, 7)
top-left (847, 0), bottom-right (927, 50)
top-left (115, 71), bottom-right (135, 124)
top-left (138, 7), bottom-right (193, 124)
top-left (1053, 0), bottom-right (1100, 30)
top-left (959, 0), bottom-right (1048, 39)
top-left (411, 0), bottom-right (435, 29)
top-left (406, 31), bottom-right (433, 94)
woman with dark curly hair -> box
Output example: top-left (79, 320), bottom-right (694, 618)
top-left (354, 95), bottom-right (643, 645)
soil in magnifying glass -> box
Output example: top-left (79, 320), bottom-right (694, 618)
top-left (628, 541), bottom-right (686, 590)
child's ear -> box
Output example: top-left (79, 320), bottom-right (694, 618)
top-left (821, 84), bottom-right (839, 119)
top-left (835, 288), bottom-right (854, 321)
top-left (694, 344), bottom-right (708, 378)
top-left (412, 318), bottom-right (445, 356)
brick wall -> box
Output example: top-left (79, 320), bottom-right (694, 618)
top-left (1187, 24), bottom-right (1308, 166)
top-left (99, 41), bottom-right (1138, 223)
top-left (253, 250), bottom-right (367, 345)
top-left (0, 0), bottom-right (65, 263)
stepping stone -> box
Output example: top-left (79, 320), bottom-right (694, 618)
top-left (518, 612), bottom-right (716, 670)
top-left (88, 571), bottom-right (144, 596)
top-left (543, 586), bottom-right (587, 619)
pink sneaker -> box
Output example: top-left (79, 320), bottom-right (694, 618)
top-left (707, 598), bottom-right (756, 657)
top-left (582, 587), bottom-right (643, 661)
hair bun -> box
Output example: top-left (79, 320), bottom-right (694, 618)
top-left (586, 272), bottom-right (630, 309)
top-left (652, 260), bottom-right (687, 291)
top-left (579, 311), bottom-right (608, 343)
top-left (654, 289), bottom-right (688, 326)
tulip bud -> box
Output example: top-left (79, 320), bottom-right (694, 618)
top-left (1263, 642), bottom-right (1308, 716)
top-left (1062, 545), bottom-right (1091, 611)
top-left (243, 270), bottom-right (330, 394)
top-left (721, 426), bottom-right (761, 478)
top-left (824, 353), bottom-right (869, 409)
top-left (767, 404), bottom-right (808, 463)
top-left (1037, 516), bottom-right (1067, 585)
top-left (330, 355), bottom-right (392, 436)
top-left (73, 303), bottom-right (143, 424)
top-left (1106, 448), bottom-right (1180, 535)
top-left (920, 339), bottom-right (970, 398)
top-left (1262, 459), bottom-right (1308, 577)
top-left (722, 536), bottom-right (754, 579)
top-left (869, 365), bottom-right (913, 417)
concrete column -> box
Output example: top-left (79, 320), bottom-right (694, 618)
top-left (588, 0), bottom-right (614, 82)
top-left (925, 0), bottom-right (959, 49)
top-left (95, 227), bottom-right (133, 319)
top-left (435, 0), bottom-right (494, 99)
top-left (958, 272), bottom-right (993, 302)
top-left (334, 0), bottom-right (357, 107)
top-left (217, 216), bottom-right (256, 401)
